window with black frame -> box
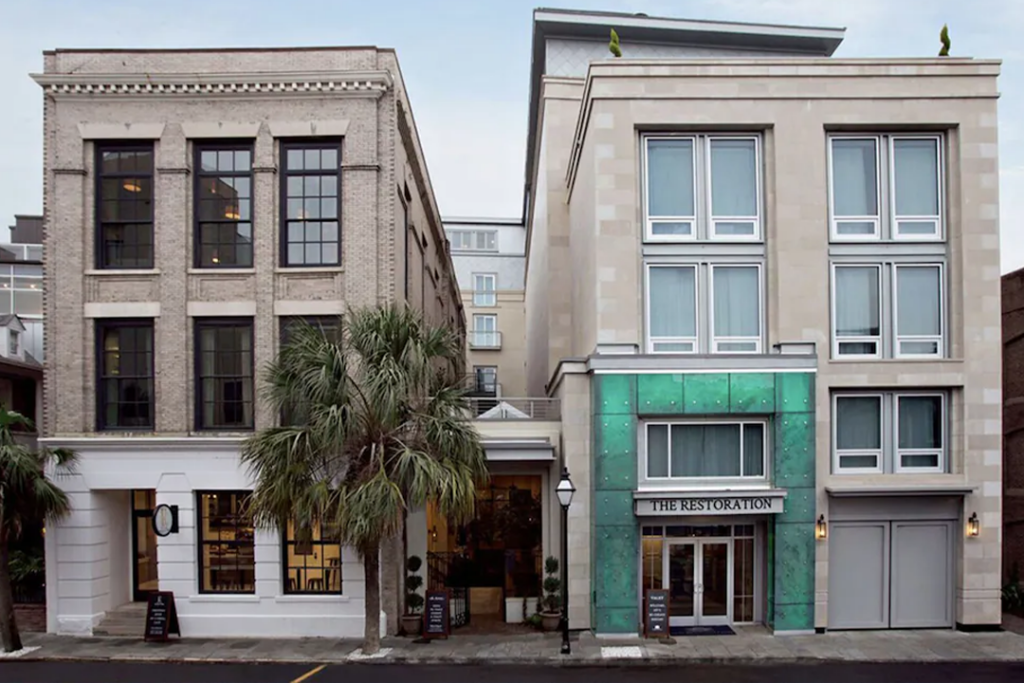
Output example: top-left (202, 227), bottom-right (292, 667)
top-left (96, 144), bottom-right (154, 269)
top-left (97, 320), bottom-right (154, 430)
top-left (195, 144), bottom-right (253, 268)
top-left (278, 316), bottom-right (341, 426)
top-left (195, 320), bottom-right (254, 430)
top-left (281, 142), bottom-right (341, 266)
top-left (283, 520), bottom-right (343, 594)
top-left (197, 491), bottom-right (255, 593)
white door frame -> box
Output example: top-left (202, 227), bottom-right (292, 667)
top-left (664, 538), bottom-right (733, 626)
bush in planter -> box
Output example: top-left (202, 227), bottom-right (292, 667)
top-left (1004, 562), bottom-right (1024, 615)
top-left (540, 556), bottom-right (562, 631)
top-left (402, 556), bottom-right (424, 636)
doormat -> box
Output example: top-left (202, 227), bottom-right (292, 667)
top-left (671, 625), bottom-right (735, 636)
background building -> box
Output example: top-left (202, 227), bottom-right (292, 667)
top-left (36, 46), bottom-right (461, 638)
top-left (1004, 267), bottom-right (1024, 584)
top-left (522, 8), bottom-right (1001, 635)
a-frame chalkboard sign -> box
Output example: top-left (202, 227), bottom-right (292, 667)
top-left (143, 591), bottom-right (181, 642)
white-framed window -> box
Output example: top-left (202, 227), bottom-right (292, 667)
top-left (8, 330), bottom-right (19, 356)
top-left (448, 230), bottom-right (497, 252)
top-left (472, 273), bottom-right (496, 307)
top-left (831, 262), bottom-right (944, 359)
top-left (645, 421), bottom-right (767, 480)
top-left (832, 391), bottom-right (947, 474)
top-left (646, 262), bottom-right (762, 354)
top-left (643, 134), bottom-right (761, 242)
top-left (470, 314), bottom-right (499, 348)
top-left (828, 134), bottom-right (944, 242)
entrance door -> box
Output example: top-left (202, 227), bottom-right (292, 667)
top-left (131, 490), bottom-right (158, 601)
top-left (667, 540), bottom-right (732, 626)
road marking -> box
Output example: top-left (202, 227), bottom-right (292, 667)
top-left (290, 664), bottom-right (326, 683)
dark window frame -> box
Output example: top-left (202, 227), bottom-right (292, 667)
top-left (196, 491), bottom-right (255, 594)
top-left (95, 319), bottom-right (155, 431)
top-left (279, 139), bottom-right (343, 268)
top-left (193, 141), bottom-right (255, 269)
top-left (278, 316), bottom-right (341, 426)
top-left (94, 141), bottom-right (155, 270)
top-left (193, 318), bottom-right (255, 431)
top-left (281, 519), bottom-right (343, 595)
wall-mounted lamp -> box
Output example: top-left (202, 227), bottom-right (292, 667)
top-left (430, 525), bottom-right (438, 542)
top-left (967, 512), bottom-right (980, 538)
top-left (816, 514), bottom-right (828, 540)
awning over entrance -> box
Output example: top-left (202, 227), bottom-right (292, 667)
top-left (482, 439), bottom-right (555, 462)
top-left (633, 489), bottom-right (788, 516)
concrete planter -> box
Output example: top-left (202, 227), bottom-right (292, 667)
top-left (401, 614), bottom-right (422, 636)
top-left (540, 611), bottom-right (561, 632)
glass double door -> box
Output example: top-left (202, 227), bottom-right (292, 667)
top-left (666, 540), bottom-right (731, 626)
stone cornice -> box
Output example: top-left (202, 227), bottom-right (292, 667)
top-left (32, 70), bottom-right (392, 98)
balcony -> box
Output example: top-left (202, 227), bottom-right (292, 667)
top-left (469, 331), bottom-right (502, 350)
top-left (468, 397), bottom-right (560, 420)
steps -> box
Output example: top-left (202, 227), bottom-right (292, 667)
top-left (93, 602), bottom-right (147, 637)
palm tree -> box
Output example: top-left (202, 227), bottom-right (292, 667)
top-left (242, 305), bottom-right (487, 654)
top-left (0, 408), bottom-right (76, 652)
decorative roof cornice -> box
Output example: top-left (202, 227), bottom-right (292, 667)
top-left (32, 70), bottom-right (392, 98)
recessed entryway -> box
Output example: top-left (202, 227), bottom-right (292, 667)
top-left (131, 489), bottom-right (158, 601)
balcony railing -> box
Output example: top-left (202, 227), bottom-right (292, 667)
top-left (469, 331), bottom-right (502, 350)
top-left (468, 397), bottom-right (560, 420)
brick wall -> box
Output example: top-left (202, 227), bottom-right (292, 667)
top-left (1005, 267), bottom-right (1024, 582)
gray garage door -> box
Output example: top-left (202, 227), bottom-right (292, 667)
top-left (828, 520), bottom-right (953, 630)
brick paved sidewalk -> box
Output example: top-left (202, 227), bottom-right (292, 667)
top-left (6, 625), bottom-right (1024, 666)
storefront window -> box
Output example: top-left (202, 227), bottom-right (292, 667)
top-left (642, 532), bottom-right (663, 591)
top-left (197, 491), bottom-right (255, 593)
top-left (283, 520), bottom-right (342, 594)
top-left (645, 421), bottom-right (766, 480)
top-left (733, 530), bottom-right (756, 622)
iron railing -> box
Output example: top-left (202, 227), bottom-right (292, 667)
top-left (469, 331), bottom-right (502, 349)
top-left (468, 397), bottom-right (560, 420)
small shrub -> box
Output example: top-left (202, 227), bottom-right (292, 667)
top-left (405, 555), bottom-right (424, 614)
top-left (542, 556), bottom-right (561, 614)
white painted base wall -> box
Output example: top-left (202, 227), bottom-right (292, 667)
top-left (43, 438), bottom-right (382, 639)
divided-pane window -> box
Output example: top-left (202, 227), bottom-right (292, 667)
top-left (97, 320), bottom-right (154, 430)
top-left (284, 520), bottom-right (342, 594)
top-left (198, 491), bottom-right (254, 593)
top-left (282, 142), bottom-right (341, 266)
top-left (195, 144), bottom-right (253, 267)
top-left (643, 135), bottom-right (761, 241)
top-left (648, 266), bottom-right (697, 353)
top-left (472, 273), bottom-right (497, 307)
top-left (196, 320), bottom-right (254, 430)
top-left (833, 392), bottom-right (946, 474)
top-left (97, 144), bottom-right (154, 269)
top-left (711, 265), bottom-right (761, 353)
top-left (471, 314), bottom-right (499, 348)
top-left (447, 230), bottom-right (497, 252)
top-left (832, 263), bottom-right (944, 359)
top-left (829, 134), bottom-right (943, 241)
top-left (279, 316), bottom-right (341, 347)
top-left (646, 422), bottom-right (766, 479)
top-left (474, 366), bottom-right (498, 394)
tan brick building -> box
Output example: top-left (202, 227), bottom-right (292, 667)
top-left (1004, 267), bottom-right (1024, 584)
top-left (34, 47), bottom-right (461, 637)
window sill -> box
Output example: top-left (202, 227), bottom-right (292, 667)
top-left (187, 268), bottom-right (256, 276)
top-left (829, 357), bottom-right (961, 363)
top-left (275, 594), bottom-right (349, 604)
top-left (275, 266), bottom-right (344, 274)
top-left (84, 269), bottom-right (160, 276)
top-left (188, 594), bottom-right (260, 603)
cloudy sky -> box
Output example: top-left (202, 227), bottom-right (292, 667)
top-left (1, 0), bottom-right (1020, 271)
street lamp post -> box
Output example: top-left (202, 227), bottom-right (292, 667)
top-left (555, 467), bottom-right (576, 655)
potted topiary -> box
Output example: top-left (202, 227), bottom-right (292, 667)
top-left (402, 555), bottom-right (424, 636)
top-left (540, 556), bottom-right (562, 631)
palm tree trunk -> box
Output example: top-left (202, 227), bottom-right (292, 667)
top-left (362, 540), bottom-right (381, 655)
top-left (0, 536), bottom-right (23, 653)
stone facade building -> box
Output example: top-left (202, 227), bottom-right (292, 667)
top-left (35, 46), bottom-right (461, 637)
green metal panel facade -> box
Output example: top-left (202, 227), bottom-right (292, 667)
top-left (591, 370), bottom-right (816, 634)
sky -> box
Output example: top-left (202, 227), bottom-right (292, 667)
top-left (1, 0), bottom-right (1021, 272)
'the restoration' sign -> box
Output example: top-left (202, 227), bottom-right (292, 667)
top-left (635, 494), bottom-right (784, 516)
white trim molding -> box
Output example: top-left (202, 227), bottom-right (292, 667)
top-left (187, 301), bottom-right (257, 317)
top-left (274, 300), bottom-right (345, 316)
top-left (181, 122), bottom-right (261, 138)
top-left (84, 302), bottom-right (160, 318)
top-left (268, 120), bottom-right (350, 138)
top-left (32, 70), bottom-right (393, 99)
top-left (38, 435), bottom-right (246, 451)
top-left (77, 122), bottom-right (165, 140)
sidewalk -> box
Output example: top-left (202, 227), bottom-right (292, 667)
top-left (7, 624), bottom-right (1024, 666)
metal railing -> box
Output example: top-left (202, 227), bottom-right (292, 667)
top-left (469, 331), bottom-right (502, 349)
top-left (468, 397), bottom-right (561, 420)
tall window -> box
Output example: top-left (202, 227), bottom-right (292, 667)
top-left (645, 421), bottom-right (766, 480)
top-left (97, 320), bottom-right (154, 430)
top-left (282, 142), bottom-right (341, 266)
top-left (472, 273), bottom-right (497, 307)
top-left (646, 263), bottom-right (762, 354)
top-left (448, 230), bottom-right (497, 251)
top-left (283, 520), bottom-right (342, 594)
top-left (194, 143), bottom-right (253, 268)
top-left (474, 365), bottom-right (498, 394)
top-left (96, 144), bottom-right (154, 269)
top-left (470, 314), bottom-right (499, 349)
top-left (0, 264), bottom-right (42, 318)
top-left (833, 392), bottom-right (946, 473)
top-left (831, 263), bottom-right (944, 359)
top-left (829, 135), bottom-right (943, 241)
top-left (279, 316), bottom-right (341, 347)
top-left (643, 135), bottom-right (761, 241)
top-left (195, 319), bottom-right (254, 430)
top-left (197, 492), bottom-right (255, 593)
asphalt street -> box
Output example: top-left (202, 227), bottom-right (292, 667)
top-left (3, 662), bottom-right (1024, 683)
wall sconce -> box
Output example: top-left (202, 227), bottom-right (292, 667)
top-left (816, 514), bottom-right (828, 540)
top-left (967, 512), bottom-right (980, 538)
top-left (430, 526), bottom-right (438, 542)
